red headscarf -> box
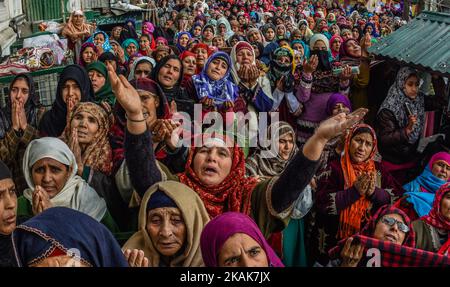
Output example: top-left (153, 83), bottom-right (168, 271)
top-left (338, 124), bottom-right (378, 239)
top-left (177, 134), bottom-right (258, 218)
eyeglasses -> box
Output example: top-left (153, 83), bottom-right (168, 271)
top-left (381, 216), bottom-right (409, 233)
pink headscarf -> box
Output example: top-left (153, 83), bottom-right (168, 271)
top-left (428, 152), bottom-right (450, 170)
top-left (329, 35), bottom-right (343, 59)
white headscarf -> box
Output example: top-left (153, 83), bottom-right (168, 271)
top-left (22, 137), bottom-right (107, 222)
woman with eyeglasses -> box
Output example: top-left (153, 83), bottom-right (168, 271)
top-left (412, 183), bottom-right (450, 255)
top-left (309, 124), bottom-right (404, 266)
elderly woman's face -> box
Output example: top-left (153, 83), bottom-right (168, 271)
top-left (195, 48), bottom-right (208, 66)
top-left (345, 40), bottom-right (361, 58)
top-left (278, 133), bottom-right (294, 160)
top-left (138, 90), bottom-right (159, 127)
top-left (182, 56), bottom-right (196, 76)
top-left (0, 178), bottom-right (17, 235)
top-left (236, 48), bottom-right (253, 66)
top-left (332, 103), bottom-right (350, 116)
top-left (349, 132), bottom-right (374, 163)
top-left (31, 158), bottom-right (71, 198)
top-left (71, 111), bottom-right (100, 146)
top-left (218, 233), bottom-right (268, 267)
top-left (431, 161), bottom-right (450, 181)
top-left (73, 14), bottom-right (83, 25)
top-left (146, 207), bottom-right (186, 257)
top-left (373, 213), bottom-right (408, 245)
top-left (441, 192), bottom-right (450, 221)
top-left (193, 144), bottom-right (232, 187)
top-left (112, 27), bottom-right (122, 38)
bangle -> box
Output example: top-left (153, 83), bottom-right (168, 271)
top-left (125, 114), bottom-right (146, 122)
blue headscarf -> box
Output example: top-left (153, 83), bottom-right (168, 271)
top-left (87, 31), bottom-right (112, 53)
top-left (363, 22), bottom-right (379, 38)
top-left (175, 31), bottom-right (192, 53)
top-left (291, 39), bottom-right (310, 61)
top-left (12, 207), bottom-right (128, 267)
top-left (190, 22), bottom-right (203, 38)
top-left (192, 51), bottom-right (238, 107)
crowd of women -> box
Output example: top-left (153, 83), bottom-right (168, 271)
top-left (0, 0), bottom-right (449, 267)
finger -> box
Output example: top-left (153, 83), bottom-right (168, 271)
top-left (142, 256), bottom-right (149, 267)
top-left (129, 249), bottom-right (139, 266)
top-left (136, 250), bottom-right (145, 267)
top-left (343, 237), bottom-right (353, 253)
top-left (123, 249), bottom-right (131, 260)
top-left (170, 100), bottom-right (177, 114)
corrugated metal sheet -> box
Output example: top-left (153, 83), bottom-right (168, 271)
top-left (81, 0), bottom-right (110, 9)
top-left (23, 0), bottom-right (69, 22)
top-left (368, 11), bottom-right (450, 76)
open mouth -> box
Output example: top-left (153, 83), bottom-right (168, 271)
top-left (4, 214), bottom-right (16, 225)
top-left (203, 166), bottom-right (218, 175)
top-left (77, 130), bottom-right (88, 137)
top-left (384, 234), bottom-right (397, 243)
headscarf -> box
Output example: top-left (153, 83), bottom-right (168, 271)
top-left (22, 137), bottom-right (107, 221)
top-left (246, 27), bottom-right (266, 46)
top-left (338, 124), bottom-right (378, 239)
top-left (403, 152), bottom-right (450, 217)
top-left (121, 38), bottom-right (139, 61)
top-left (127, 56), bottom-right (156, 81)
top-left (261, 23), bottom-right (276, 42)
top-left (151, 55), bottom-right (185, 107)
top-left (38, 65), bottom-right (94, 137)
top-left (363, 22), bottom-right (379, 37)
top-left (0, 74), bottom-right (40, 139)
top-left (122, 181), bottom-right (210, 267)
top-left (86, 31), bottom-right (112, 53)
top-left (326, 92), bottom-right (352, 116)
top-left (216, 17), bottom-right (233, 40)
top-left (267, 47), bottom-right (293, 83)
top-left (200, 212), bottom-right (284, 267)
top-left (78, 42), bottom-right (98, 67)
top-left (156, 37), bottom-right (169, 46)
top-left (329, 34), bottom-right (343, 59)
top-left (175, 31), bottom-right (192, 53)
top-left (60, 102), bottom-right (113, 175)
top-left (246, 121), bottom-right (298, 177)
top-left (420, 183), bottom-right (450, 231)
top-left (12, 207), bottom-right (127, 267)
top-left (378, 67), bottom-right (425, 144)
top-left (85, 62), bottom-right (115, 106)
top-left (192, 52), bottom-right (238, 108)
top-left (130, 78), bottom-right (171, 120)
top-left (190, 22), bottom-right (203, 38)
top-left (142, 21), bottom-right (155, 36)
top-left (229, 41), bottom-right (255, 86)
top-left (339, 38), bottom-right (362, 67)
top-left (62, 11), bottom-right (91, 41)
top-left (178, 134), bottom-right (258, 218)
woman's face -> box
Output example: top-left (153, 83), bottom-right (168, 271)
top-left (157, 40), bottom-right (166, 47)
top-left (218, 233), bottom-right (268, 267)
top-left (195, 48), bottom-right (208, 66)
top-left (440, 191), bottom-right (450, 221)
top-left (349, 132), bottom-right (374, 163)
top-left (193, 26), bottom-right (202, 37)
top-left (0, 178), bottom-right (17, 236)
top-left (73, 14), bottom-right (83, 26)
top-left (94, 33), bottom-right (105, 46)
top-left (182, 56), bottom-right (196, 76)
top-left (332, 39), bottom-right (341, 53)
top-left (332, 103), bottom-right (350, 116)
top-left (88, 70), bottom-right (106, 93)
top-left (193, 145), bottom-right (232, 187)
top-left (138, 90), bottom-right (159, 127)
top-left (313, 40), bottom-right (327, 51)
top-left (112, 27), bottom-right (122, 38)
top-left (278, 133), bottom-right (294, 160)
top-left (179, 34), bottom-right (190, 47)
top-left (352, 29), bottom-right (360, 39)
top-left (71, 111), bottom-right (99, 146)
top-left (10, 78), bottom-right (30, 104)
top-left (366, 25), bottom-right (373, 35)
top-left (292, 31), bottom-right (302, 41)
top-left (111, 42), bottom-right (119, 54)
top-left (82, 47), bottom-right (96, 64)
top-left (203, 27), bottom-right (214, 41)
top-left (248, 30), bottom-right (261, 43)
top-left (206, 58), bottom-right (228, 81)
top-left (264, 28), bottom-right (275, 41)
top-left (342, 31), bottom-right (352, 40)
top-left (299, 25), bottom-right (307, 35)
top-left (331, 25), bottom-right (339, 35)
top-left (277, 55), bottom-right (291, 65)
top-left (134, 62), bottom-right (152, 80)
top-left (373, 213), bottom-right (408, 245)
top-left (345, 40), bottom-right (361, 58)
top-left (140, 36), bottom-right (151, 51)
top-left (146, 207), bottom-right (186, 257)
top-left (156, 51), bottom-right (170, 62)
top-left (293, 43), bottom-right (304, 56)
top-left (236, 49), bottom-right (253, 66)
top-left (219, 24), bottom-right (226, 35)
top-left (157, 59), bottom-right (181, 88)
top-left (62, 80), bottom-right (81, 104)
top-left (276, 26), bottom-right (286, 36)
top-left (126, 43), bottom-right (137, 56)
top-left (31, 158), bottom-right (71, 198)
top-left (404, 75), bottom-right (419, 100)
top-left (212, 37), bottom-right (224, 48)
top-left (431, 160), bottom-right (450, 181)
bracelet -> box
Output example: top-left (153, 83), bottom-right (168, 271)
top-left (125, 114), bottom-right (146, 122)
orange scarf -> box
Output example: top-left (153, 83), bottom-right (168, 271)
top-left (338, 124), bottom-right (377, 239)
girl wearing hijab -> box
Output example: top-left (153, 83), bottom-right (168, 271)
top-left (12, 207), bottom-right (128, 267)
top-left (128, 56), bottom-right (156, 82)
top-left (413, 183), bottom-right (450, 255)
top-left (0, 74), bottom-right (43, 193)
top-left (86, 62), bottom-right (115, 106)
top-left (87, 30), bottom-right (112, 55)
top-left (122, 181), bottom-right (210, 267)
top-left (78, 42), bottom-right (98, 68)
top-left (329, 35), bottom-right (343, 62)
top-left (190, 22), bottom-right (203, 39)
top-left (174, 31), bottom-right (192, 54)
top-left (121, 39), bottom-right (140, 64)
top-left (39, 65), bottom-right (94, 137)
top-left (311, 124), bottom-right (403, 266)
top-left (201, 24), bottom-right (215, 46)
top-left (200, 212), bottom-right (284, 267)
top-left (179, 51), bottom-right (197, 88)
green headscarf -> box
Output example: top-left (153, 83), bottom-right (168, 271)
top-left (121, 38), bottom-right (139, 60)
top-left (86, 62), bottom-right (115, 106)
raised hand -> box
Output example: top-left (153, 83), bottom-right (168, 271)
top-left (123, 249), bottom-right (150, 267)
top-left (339, 65), bottom-right (353, 81)
top-left (11, 100), bottom-right (20, 131)
top-left (340, 237), bottom-right (364, 267)
top-left (17, 99), bottom-right (28, 131)
top-left (315, 108), bottom-right (368, 141)
top-left (405, 115), bottom-right (417, 135)
top-left (303, 54), bottom-right (318, 74)
top-left (365, 172), bottom-right (376, 197)
top-left (354, 173), bottom-right (370, 196)
top-left (69, 128), bottom-right (84, 175)
top-left (66, 96), bottom-right (76, 123)
top-left (32, 185), bottom-right (53, 215)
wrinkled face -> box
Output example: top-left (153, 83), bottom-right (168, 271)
top-left (203, 27), bottom-right (214, 41)
top-left (140, 36), bottom-right (151, 51)
top-left (112, 27), bottom-right (122, 38)
top-left (73, 14), bottom-right (83, 26)
top-left (331, 38), bottom-right (341, 52)
top-left (179, 34), bottom-right (190, 47)
top-left (195, 48), bottom-right (208, 66)
top-left (349, 132), bottom-right (374, 163)
top-left (332, 103), bottom-right (350, 116)
top-left (0, 178), bottom-right (17, 235)
top-left (134, 62), bottom-right (152, 80)
top-left (10, 78), bottom-right (30, 104)
top-left (218, 233), bottom-right (269, 267)
top-left (182, 56), bottom-right (196, 76)
top-left (138, 90), bottom-right (159, 127)
top-left (236, 48), bottom-right (253, 66)
top-left (345, 40), bottom-right (361, 58)
top-left (373, 213), bottom-right (407, 245)
top-left (88, 70), bottom-right (106, 93)
top-left (431, 160), bottom-right (450, 181)
top-left (264, 28), bottom-right (275, 41)
top-left (193, 143), bottom-right (232, 187)
top-left (157, 59), bottom-right (181, 88)
top-left (207, 58), bottom-right (228, 81)
top-left (441, 191), bottom-right (450, 221)
top-left (193, 26), bottom-right (202, 37)
top-left (313, 40), bottom-right (327, 51)
top-left (93, 33), bottom-right (105, 46)
top-left (146, 207), bottom-right (186, 257)
top-left (404, 75), bottom-right (419, 100)
top-left (156, 51), bottom-right (170, 62)
top-left (71, 111), bottom-right (99, 146)
top-left (212, 37), bottom-right (224, 48)
top-left (126, 43), bottom-right (137, 56)
top-left (62, 79), bottom-right (81, 104)
top-left (82, 47), bottom-right (96, 64)
top-left (278, 133), bottom-right (294, 160)
top-left (248, 31), bottom-right (262, 43)
top-left (31, 158), bottom-right (71, 198)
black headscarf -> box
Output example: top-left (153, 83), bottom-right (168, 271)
top-left (0, 160), bottom-right (16, 267)
top-left (0, 74), bottom-right (40, 139)
top-left (38, 64), bottom-right (94, 137)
